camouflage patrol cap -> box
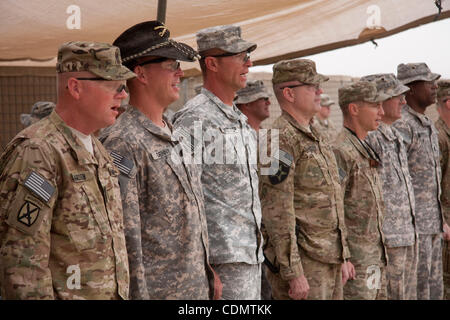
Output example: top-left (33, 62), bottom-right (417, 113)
top-left (20, 101), bottom-right (55, 127)
top-left (437, 80), bottom-right (450, 100)
top-left (320, 94), bottom-right (335, 107)
top-left (114, 21), bottom-right (199, 69)
top-left (56, 41), bottom-right (135, 81)
top-left (234, 80), bottom-right (269, 104)
top-left (196, 25), bottom-right (256, 55)
top-left (272, 58), bottom-right (329, 85)
top-left (338, 81), bottom-right (390, 108)
top-left (397, 63), bottom-right (440, 85)
top-left (360, 73), bottom-right (409, 99)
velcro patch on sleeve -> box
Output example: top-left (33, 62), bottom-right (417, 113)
top-left (23, 171), bottom-right (55, 203)
top-left (110, 151), bottom-right (135, 177)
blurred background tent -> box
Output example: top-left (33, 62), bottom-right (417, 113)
top-left (1, 0), bottom-right (449, 148)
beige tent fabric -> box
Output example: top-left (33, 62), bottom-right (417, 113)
top-left (0, 0), bottom-right (449, 73)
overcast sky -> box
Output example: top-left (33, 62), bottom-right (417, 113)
top-left (250, 17), bottom-right (450, 79)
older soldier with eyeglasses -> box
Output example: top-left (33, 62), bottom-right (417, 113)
top-left (0, 41), bottom-right (134, 299)
top-left (100, 21), bottom-right (221, 300)
top-left (173, 25), bottom-right (264, 299)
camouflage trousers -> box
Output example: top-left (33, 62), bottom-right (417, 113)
top-left (417, 234), bottom-right (443, 300)
top-left (385, 244), bottom-right (418, 300)
top-left (344, 264), bottom-right (387, 300)
top-left (444, 240), bottom-right (450, 300)
top-left (211, 263), bottom-right (261, 300)
top-left (267, 251), bottom-right (343, 300)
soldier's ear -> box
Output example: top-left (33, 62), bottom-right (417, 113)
top-left (133, 65), bottom-right (148, 84)
top-left (282, 87), bottom-right (295, 103)
top-left (348, 102), bottom-right (359, 116)
top-left (204, 56), bottom-right (219, 73)
top-left (66, 77), bottom-right (81, 99)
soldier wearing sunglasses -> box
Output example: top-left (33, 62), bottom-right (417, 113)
top-left (0, 41), bottom-right (134, 299)
top-left (100, 21), bottom-right (221, 300)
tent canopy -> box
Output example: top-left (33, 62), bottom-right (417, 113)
top-left (1, 0), bottom-right (449, 74)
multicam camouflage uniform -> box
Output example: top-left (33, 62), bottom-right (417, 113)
top-left (0, 41), bottom-right (134, 300)
top-left (333, 81), bottom-right (390, 300)
top-left (435, 79), bottom-right (450, 300)
top-left (100, 107), bottom-right (213, 300)
top-left (312, 117), bottom-right (338, 142)
top-left (393, 104), bottom-right (444, 300)
top-left (0, 111), bottom-right (129, 299)
top-left (362, 73), bottom-right (418, 300)
top-left (260, 110), bottom-right (350, 300)
top-left (173, 87), bottom-right (264, 300)
top-left (259, 58), bottom-right (349, 300)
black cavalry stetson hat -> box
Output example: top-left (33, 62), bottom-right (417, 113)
top-left (113, 20), bottom-right (199, 69)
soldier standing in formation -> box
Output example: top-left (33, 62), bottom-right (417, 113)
top-left (20, 101), bottom-right (55, 128)
top-left (393, 63), bottom-right (444, 300)
top-left (435, 80), bottom-right (450, 300)
top-left (260, 58), bottom-right (351, 300)
top-left (0, 42), bottom-right (133, 299)
top-left (100, 21), bottom-right (220, 300)
top-left (333, 81), bottom-right (390, 300)
top-left (362, 73), bottom-right (418, 299)
top-left (173, 25), bottom-right (264, 299)
top-left (313, 93), bottom-right (338, 141)
top-left (235, 80), bottom-right (271, 132)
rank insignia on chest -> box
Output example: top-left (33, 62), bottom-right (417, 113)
top-left (268, 150), bottom-right (293, 185)
top-left (17, 201), bottom-right (40, 227)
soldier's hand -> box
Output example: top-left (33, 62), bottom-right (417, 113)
top-left (346, 261), bottom-right (356, 280)
top-left (288, 275), bottom-right (309, 300)
top-left (443, 223), bottom-right (450, 241)
top-left (341, 262), bottom-right (349, 285)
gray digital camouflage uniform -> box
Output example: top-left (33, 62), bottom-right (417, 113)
top-left (173, 87), bottom-right (264, 299)
top-left (393, 104), bottom-right (444, 300)
top-left (0, 111), bottom-right (130, 299)
top-left (100, 106), bottom-right (214, 300)
top-left (366, 123), bottom-right (418, 299)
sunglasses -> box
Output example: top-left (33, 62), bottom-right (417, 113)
top-left (136, 58), bottom-right (181, 71)
top-left (280, 83), bottom-right (321, 91)
top-left (75, 78), bottom-right (128, 94)
top-left (211, 51), bottom-right (251, 63)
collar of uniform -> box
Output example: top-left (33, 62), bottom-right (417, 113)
top-left (127, 106), bottom-right (173, 141)
top-left (343, 127), bottom-right (372, 160)
top-left (404, 104), bottom-right (432, 127)
top-left (49, 110), bottom-right (98, 166)
top-left (201, 87), bottom-right (241, 122)
top-left (377, 122), bottom-right (396, 141)
top-left (282, 110), bottom-right (319, 141)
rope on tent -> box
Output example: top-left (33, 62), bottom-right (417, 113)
top-left (434, 0), bottom-right (442, 21)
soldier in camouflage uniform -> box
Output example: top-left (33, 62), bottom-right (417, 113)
top-left (362, 73), bottom-right (418, 299)
top-left (333, 81), bottom-right (390, 300)
top-left (172, 25), bottom-right (264, 300)
top-left (312, 94), bottom-right (338, 141)
top-left (259, 58), bottom-right (351, 300)
top-left (393, 63), bottom-right (444, 300)
top-left (0, 41), bottom-right (134, 299)
top-left (20, 101), bottom-right (55, 127)
top-left (235, 80), bottom-right (271, 132)
top-left (435, 80), bottom-right (450, 300)
top-left (100, 21), bottom-right (220, 300)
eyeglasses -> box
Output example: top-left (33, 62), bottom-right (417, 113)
top-left (75, 78), bottom-right (128, 94)
top-left (211, 51), bottom-right (251, 63)
top-left (137, 58), bottom-right (181, 72)
top-left (280, 83), bottom-right (321, 91)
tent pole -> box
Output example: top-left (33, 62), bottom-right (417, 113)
top-left (157, 0), bottom-right (167, 23)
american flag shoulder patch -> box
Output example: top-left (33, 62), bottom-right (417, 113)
top-left (110, 151), bottom-right (135, 177)
top-left (23, 171), bottom-right (55, 203)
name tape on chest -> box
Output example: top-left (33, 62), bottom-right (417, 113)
top-left (110, 151), bottom-right (135, 176)
top-left (151, 148), bottom-right (171, 160)
top-left (23, 171), bottom-right (55, 203)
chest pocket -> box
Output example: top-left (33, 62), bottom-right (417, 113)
top-left (296, 148), bottom-right (332, 190)
top-left (66, 171), bottom-right (112, 252)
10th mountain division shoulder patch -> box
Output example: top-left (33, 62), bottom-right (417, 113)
top-left (269, 150), bottom-right (293, 185)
